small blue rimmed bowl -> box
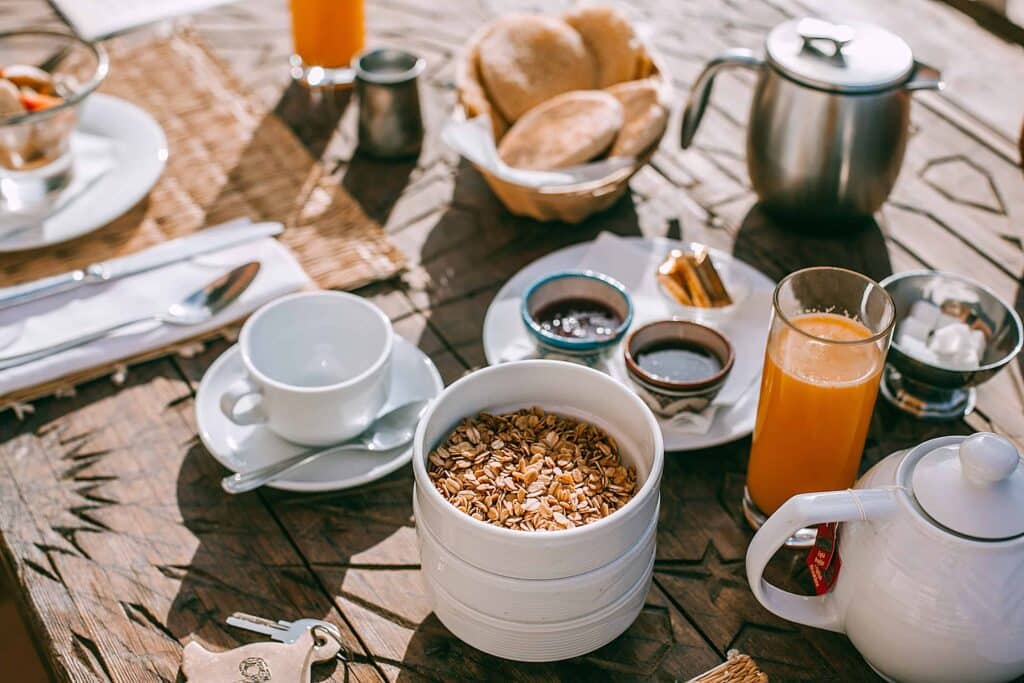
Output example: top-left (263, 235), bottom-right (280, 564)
top-left (521, 271), bottom-right (634, 361)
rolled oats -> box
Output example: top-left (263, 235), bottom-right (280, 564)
top-left (427, 407), bottom-right (637, 531)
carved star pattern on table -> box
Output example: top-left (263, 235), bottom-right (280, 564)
top-left (921, 154), bottom-right (1008, 215)
top-left (655, 542), bottom-right (749, 603)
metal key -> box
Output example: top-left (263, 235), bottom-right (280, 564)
top-left (226, 612), bottom-right (347, 660)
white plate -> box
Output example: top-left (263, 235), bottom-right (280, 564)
top-left (482, 236), bottom-right (776, 452)
top-left (196, 337), bottom-right (443, 492)
top-left (0, 93), bottom-right (167, 252)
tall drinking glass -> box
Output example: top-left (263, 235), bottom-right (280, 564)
top-left (743, 267), bottom-right (895, 547)
top-left (288, 0), bottom-right (365, 85)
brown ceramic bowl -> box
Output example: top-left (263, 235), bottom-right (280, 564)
top-left (623, 320), bottom-right (734, 416)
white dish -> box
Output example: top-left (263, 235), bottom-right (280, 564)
top-left (482, 236), bottom-right (776, 451)
top-left (0, 93), bottom-right (167, 252)
top-left (196, 337), bottom-right (442, 492)
top-left (223, 292), bottom-right (394, 446)
top-left (412, 360), bottom-right (664, 581)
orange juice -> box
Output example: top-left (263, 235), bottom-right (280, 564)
top-left (290, 0), bottom-right (365, 68)
top-left (747, 313), bottom-right (884, 515)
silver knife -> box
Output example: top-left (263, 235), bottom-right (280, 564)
top-left (0, 219), bottom-right (283, 311)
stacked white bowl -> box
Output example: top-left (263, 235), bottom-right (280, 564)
top-left (412, 360), bottom-right (664, 661)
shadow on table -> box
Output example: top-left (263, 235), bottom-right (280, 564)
top-left (166, 440), bottom-right (405, 682)
top-left (342, 151), bottom-right (418, 226)
top-left (732, 202), bottom-right (893, 283)
top-left (273, 81), bottom-right (352, 161)
top-left (415, 159), bottom-right (643, 369)
top-left (197, 81), bottom-right (358, 238)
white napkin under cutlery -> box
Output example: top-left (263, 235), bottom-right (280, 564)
top-left (0, 237), bottom-right (312, 398)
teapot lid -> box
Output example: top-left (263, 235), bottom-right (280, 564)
top-left (912, 433), bottom-right (1024, 540)
top-left (766, 18), bottom-right (914, 93)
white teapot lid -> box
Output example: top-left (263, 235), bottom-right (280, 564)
top-left (912, 433), bottom-right (1024, 540)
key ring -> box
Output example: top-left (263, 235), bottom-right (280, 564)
top-left (311, 624), bottom-right (352, 662)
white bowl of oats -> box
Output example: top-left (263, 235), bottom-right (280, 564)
top-left (415, 494), bottom-right (658, 622)
top-left (412, 359), bottom-right (663, 660)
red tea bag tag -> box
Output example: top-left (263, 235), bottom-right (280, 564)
top-left (806, 522), bottom-right (841, 595)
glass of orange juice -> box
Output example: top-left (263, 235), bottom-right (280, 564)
top-left (288, 0), bottom-right (365, 85)
top-left (744, 267), bottom-right (894, 547)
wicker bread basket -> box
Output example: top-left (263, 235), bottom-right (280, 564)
top-left (454, 23), bottom-right (673, 224)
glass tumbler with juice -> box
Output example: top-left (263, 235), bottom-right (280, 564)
top-left (744, 267), bottom-right (894, 547)
top-left (289, 0), bottom-right (365, 85)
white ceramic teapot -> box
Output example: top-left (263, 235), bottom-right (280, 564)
top-left (746, 433), bottom-right (1024, 683)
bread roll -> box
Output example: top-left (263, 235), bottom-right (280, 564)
top-left (605, 79), bottom-right (667, 157)
top-left (563, 5), bottom-right (642, 88)
top-left (498, 90), bottom-right (623, 170)
top-left (478, 14), bottom-right (597, 123)
top-left (456, 37), bottom-right (508, 139)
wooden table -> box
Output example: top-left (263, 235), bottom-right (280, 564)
top-left (2, 0), bottom-right (1022, 680)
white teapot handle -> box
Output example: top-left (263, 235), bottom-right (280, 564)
top-left (745, 488), bottom-right (900, 633)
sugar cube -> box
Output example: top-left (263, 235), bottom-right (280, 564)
top-left (900, 336), bottom-right (940, 365)
top-left (908, 300), bottom-right (941, 329)
top-left (934, 312), bottom-right (963, 331)
top-left (929, 322), bottom-right (971, 356)
top-left (942, 347), bottom-right (981, 371)
top-left (897, 316), bottom-right (931, 343)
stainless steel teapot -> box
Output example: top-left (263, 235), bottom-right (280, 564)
top-left (681, 18), bottom-right (943, 221)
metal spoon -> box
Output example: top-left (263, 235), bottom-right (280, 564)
top-left (221, 399), bottom-right (431, 495)
top-left (0, 261), bottom-right (259, 370)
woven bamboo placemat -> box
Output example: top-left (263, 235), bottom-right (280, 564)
top-left (0, 31), bottom-right (404, 290)
top-left (0, 32), bottom-right (405, 411)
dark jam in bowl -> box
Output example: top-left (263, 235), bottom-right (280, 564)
top-left (535, 298), bottom-right (622, 341)
top-left (635, 341), bottom-right (722, 382)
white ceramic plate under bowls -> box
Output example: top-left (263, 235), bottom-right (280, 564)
top-left (196, 337), bottom-right (443, 492)
top-left (483, 235), bottom-right (776, 451)
top-left (0, 93), bottom-right (167, 252)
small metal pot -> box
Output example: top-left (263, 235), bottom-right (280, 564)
top-left (681, 18), bottom-right (943, 222)
top-left (353, 48), bottom-right (425, 158)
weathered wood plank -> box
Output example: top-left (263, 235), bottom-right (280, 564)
top-left (0, 364), bottom-right (380, 681)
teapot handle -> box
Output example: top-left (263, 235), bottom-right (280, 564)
top-left (904, 60), bottom-right (944, 92)
top-left (745, 487), bottom-right (900, 633)
top-left (680, 49), bottom-right (764, 148)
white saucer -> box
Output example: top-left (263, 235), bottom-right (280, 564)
top-left (482, 236), bottom-right (776, 452)
top-left (196, 337), bottom-right (443, 492)
top-left (0, 93), bottom-right (168, 252)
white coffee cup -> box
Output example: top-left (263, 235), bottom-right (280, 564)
top-left (220, 291), bottom-right (393, 446)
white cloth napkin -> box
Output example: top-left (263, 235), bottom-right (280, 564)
top-left (0, 132), bottom-right (118, 239)
top-left (52, 0), bottom-right (237, 40)
top-left (498, 232), bottom-right (770, 434)
top-left (441, 116), bottom-right (635, 188)
top-left (0, 238), bottom-right (312, 397)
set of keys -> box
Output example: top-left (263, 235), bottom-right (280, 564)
top-left (182, 612), bottom-right (352, 682)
